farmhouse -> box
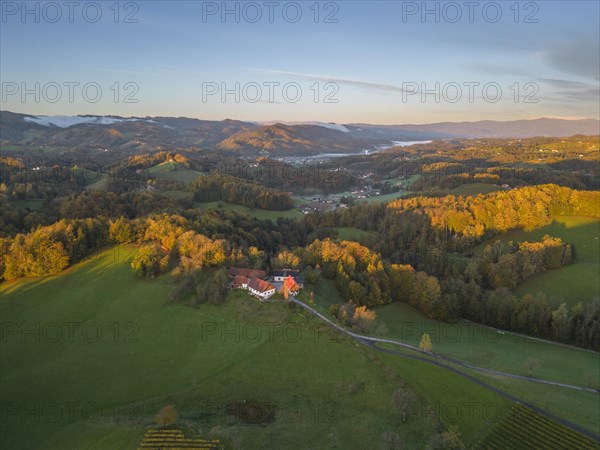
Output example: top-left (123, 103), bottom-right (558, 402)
top-left (247, 277), bottom-right (276, 300)
top-left (231, 275), bottom-right (249, 289)
top-left (272, 269), bottom-right (300, 282)
top-left (228, 266), bottom-right (301, 300)
top-left (228, 267), bottom-right (266, 279)
top-left (281, 275), bottom-right (301, 295)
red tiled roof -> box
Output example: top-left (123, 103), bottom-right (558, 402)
top-left (232, 275), bottom-right (249, 287)
top-left (228, 267), bottom-right (266, 279)
top-left (248, 277), bottom-right (275, 293)
top-left (283, 275), bottom-right (300, 292)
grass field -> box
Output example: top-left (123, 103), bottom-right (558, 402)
top-left (334, 227), bottom-right (372, 241)
top-left (9, 199), bottom-right (45, 211)
top-left (356, 190), bottom-right (414, 205)
top-left (148, 161), bottom-right (203, 184)
top-left (84, 173), bottom-right (110, 190)
top-left (194, 201), bottom-right (304, 221)
top-left (475, 216), bottom-right (600, 307)
top-left (301, 279), bottom-right (598, 389)
top-left (3, 247), bottom-right (509, 450)
top-left (300, 280), bottom-right (599, 436)
top-left (371, 301), bottom-right (599, 389)
top-left (158, 190), bottom-right (194, 201)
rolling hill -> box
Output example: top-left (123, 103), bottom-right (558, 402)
top-left (2, 111), bottom-right (598, 157)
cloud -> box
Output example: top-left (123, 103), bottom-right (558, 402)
top-left (539, 78), bottom-right (600, 103)
top-left (538, 38), bottom-right (600, 80)
top-left (248, 69), bottom-right (406, 93)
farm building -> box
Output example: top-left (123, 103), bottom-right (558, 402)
top-left (228, 267), bottom-right (267, 279)
top-left (281, 275), bottom-right (301, 295)
top-left (273, 269), bottom-right (300, 282)
top-left (247, 277), bottom-right (276, 300)
top-left (231, 275), bottom-right (250, 289)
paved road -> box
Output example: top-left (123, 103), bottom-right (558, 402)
top-left (290, 297), bottom-right (600, 442)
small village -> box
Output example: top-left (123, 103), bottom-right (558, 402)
top-left (227, 267), bottom-right (304, 300)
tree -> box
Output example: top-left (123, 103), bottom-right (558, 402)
top-left (392, 387), bottom-right (416, 423)
top-left (272, 250), bottom-right (300, 269)
top-left (419, 333), bottom-right (432, 353)
top-left (131, 244), bottom-right (169, 279)
top-left (156, 405), bottom-right (177, 427)
top-left (328, 303), bottom-right (339, 318)
top-left (109, 216), bottom-right (135, 243)
top-left (441, 425), bottom-right (465, 450)
top-left (352, 305), bottom-right (377, 333)
top-left (200, 268), bottom-right (228, 305)
top-left (524, 357), bottom-right (540, 377)
top-left (551, 303), bottom-right (571, 342)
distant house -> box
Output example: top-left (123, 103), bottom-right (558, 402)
top-left (247, 277), bottom-right (276, 300)
top-left (228, 267), bottom-right (266, 280)
top-left (273, 269), bottom-right (300, 282)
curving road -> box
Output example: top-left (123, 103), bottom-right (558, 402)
top-left (289, 296), bottom-right (600, 442)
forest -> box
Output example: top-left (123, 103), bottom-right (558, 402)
top-left (1, 182), bottom-right (598, 350)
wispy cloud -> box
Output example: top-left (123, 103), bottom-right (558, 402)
top-left (539, 78), bottom-right (600, 103)
top-left (248, 69), bottom-right (406, 93)
top-left (538, 38), bottom-right (600, 80)
top-left (96, 68), bottom-right (145, 75)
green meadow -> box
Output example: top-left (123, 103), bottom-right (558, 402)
top-left (0, 247), bottom-right (507, 449)
top-left (148, 161), bottom-right (203, 184)
top-left (9, 199), bottom-right (45, 211)
top-left (334, 227), bottom-right (372, 242)
top-left (301, 278), bottom-right (598, 390)
top-left (194, 201), bottom-right (304, 221)
top-left (442, 183), bottom-right (503, 196)
top-left (476, 216), bottom-right (600, 307)
top-left (372, 301), bottom-right (599, 389)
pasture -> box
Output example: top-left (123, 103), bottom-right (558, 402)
top-left (476, 216), bottom-right (600, 307)
top-left (148, 161), bottom-right (203, 184)
top-left (372, 301), bottom-right (599, 389)
top-left (2, 246), bottom-right (484, 450)
top-left (194, 201), bottom-right (303, 221)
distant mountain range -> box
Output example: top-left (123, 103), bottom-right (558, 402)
top-left (1, 111), bottom-right (598, 156)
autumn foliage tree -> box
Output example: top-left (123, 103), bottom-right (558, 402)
top-left (419, 333), bottom-right (432, 352)
top-left (156, 405), bottom-right (177, 427)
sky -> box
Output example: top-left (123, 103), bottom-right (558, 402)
top-left (1, 0), bottom-right (599, 124)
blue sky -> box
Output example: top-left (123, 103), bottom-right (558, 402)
top-left (1, 1), bottom-right (599, 124)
